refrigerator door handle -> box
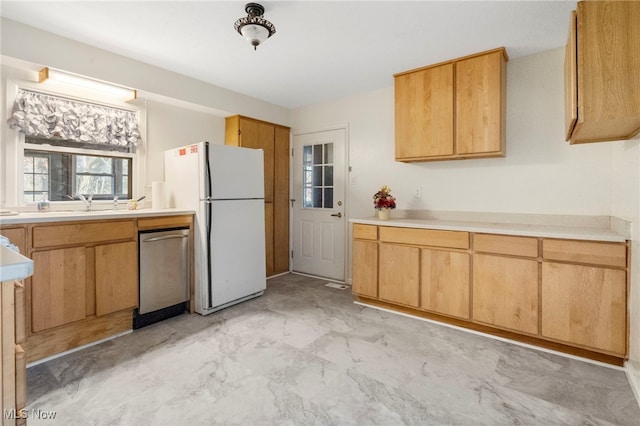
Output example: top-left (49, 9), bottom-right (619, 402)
top-left (204, 142), bottom-right (213, 309)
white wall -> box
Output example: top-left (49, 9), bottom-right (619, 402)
top-left (292, 48), bottom-right (615, 219)
top-left (143, 99), bottom-right (226, 199)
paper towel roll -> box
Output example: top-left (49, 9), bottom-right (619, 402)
top-left (152, 181), bottom-right (165, 209)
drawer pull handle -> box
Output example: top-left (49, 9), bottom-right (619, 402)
top-left (143, 235), bottom-right (188, 243)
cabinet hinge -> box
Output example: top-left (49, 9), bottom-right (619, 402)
top-left (291, 148), bottom-right (294, 156)
top-left (291, 250), bottom-right (293, 258)
top-left (238, 130), bottom-right (241, 136)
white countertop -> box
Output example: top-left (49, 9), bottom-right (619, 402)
top-left (350, 211), bottom-right (629, 242)
top-left (0, 208), bottom-right (195, 225)
top-left (0, 245), bottom-right (34, 282)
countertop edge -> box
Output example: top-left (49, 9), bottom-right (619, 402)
top-left (0, 208), bottom-right (195, 225)
top-left (0, 246), bottom-right (34, 281)
top-left (350, 217), bottom-right (628, 243)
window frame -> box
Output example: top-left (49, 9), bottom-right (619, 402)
top-left (24, 144), bottom-right (133, 202)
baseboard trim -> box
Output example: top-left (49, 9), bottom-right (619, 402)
top-left (625, 361), bottom-right (640, 408)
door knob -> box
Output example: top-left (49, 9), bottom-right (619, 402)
top-left (331, 212), bottom-right (342, 218)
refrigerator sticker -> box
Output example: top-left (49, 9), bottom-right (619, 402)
top-left (179, 148), bottom-right (186, 156)
top-left (190, 145), bottom-right (199, 154)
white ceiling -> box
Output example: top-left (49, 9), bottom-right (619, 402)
top-left (0, 1), bottom-right (577, 109)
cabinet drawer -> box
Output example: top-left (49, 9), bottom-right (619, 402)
top-left (137, 215), bottom-right (193, 231)
top-left (543, 239), bottom-right (626, 268)
top-left (32, 220), bottom-right (136, 248)
top-left (474, 234), bottom-right (538, 258)
top-left (353, 224), bottom-right (377, 240)
top-left (379, 227), bottom-right (469, 249)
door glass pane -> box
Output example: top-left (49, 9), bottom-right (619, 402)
top-left (302, 142), bottom-right (334, 209)
top-left (324, 165), bottom-right (333, 186)
top-left (312, 166), bottom-right (322, 186)
top-left (324, 144), bottom-right (333, 163)
top-left (313, 188), bottom-right (323, 208)
top-left (324, 188), bottom-right (333, 208)
top-left (303, 145), bottom-right (312, 165)
top-left (313, 144), bottom-right (323, 164)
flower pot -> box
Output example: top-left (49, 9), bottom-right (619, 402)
top-left (377, 208), bottom-right (391, 220)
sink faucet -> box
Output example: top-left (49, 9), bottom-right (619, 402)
top-left (77, 194), bottom-right (93, 211)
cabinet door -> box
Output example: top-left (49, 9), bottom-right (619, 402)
top-left (264, 202), bottom-right (275, 277)
top-left (379, 243), bottom-right (419, 307)
top-left (31, 247), bottom-right (86, 332)
top-left (473, 254), bottom-right (538, 334)
top-left (456, 50), bottom-right (505, 155)
top-left (240, 118), bottom-right (275, 203)
top-left (421, 249), bottom-right (470, 319)
top-left (352, 240), bottom-right (378, 298)
top-left (569, 1), bottom-right (640, 143)
top-left (273, 126), bottom-right (290, 274)
top-left (95, 241), bottom-right (138, 316)
top-left (541, 262), bottom-right (626, 355)
top-left (395, 63), bottom-right (454, 160)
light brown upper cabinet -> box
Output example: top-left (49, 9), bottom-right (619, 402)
top-left (225, 115), bottom-right (290, 277)
top-left (564, 1), bottom-right (640, 144)
top-left (394, 47), bottom-right (508, 162)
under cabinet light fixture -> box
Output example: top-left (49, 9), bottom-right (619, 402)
top-left (38, 67), bottom-right (137, 101)
top-left (234, 3), bottom-right (276, 50)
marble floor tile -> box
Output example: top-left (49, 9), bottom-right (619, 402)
top-left (26, 273), bottom-right (640, 425)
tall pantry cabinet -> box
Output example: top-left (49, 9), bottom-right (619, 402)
top-left (225, 115), bottom-right (290, 277)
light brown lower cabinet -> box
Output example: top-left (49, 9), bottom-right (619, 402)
top-left (352, 240), bottom-right (378, 298)
top-left (31, 247), bottom-right (87, 332)
top-left (541, 262), bottom-right (626, 356)
top-left (421, 249), bottom-right (470, 319)
top-left (95, 241), bottom-right (138, 316)
top-left (378, 243), bottom-right (420, 307)
top-left (473, 254), bottom-right (539, 335)
top-left (352, 224), bottom-right (629, 362)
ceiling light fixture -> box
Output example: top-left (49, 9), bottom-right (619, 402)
top-left (38, 67), bottom-right (137, 101)
top-left (234, 3), bottom-right (276, 51)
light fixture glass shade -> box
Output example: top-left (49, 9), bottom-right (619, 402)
top-left (240, 24), bottom-right (269, 48)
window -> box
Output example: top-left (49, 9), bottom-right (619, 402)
top-left (23, 151), bottom-right (50, 203)
top-left (24, 137), bottom-right (132, 203)
top-left (302, 143), bottom-right (334, 208)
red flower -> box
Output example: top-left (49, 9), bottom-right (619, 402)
top-left (373, 185), bottom-right (396, 210)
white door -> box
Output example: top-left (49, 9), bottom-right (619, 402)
top-left (292, 128), bottom-right (347, 281)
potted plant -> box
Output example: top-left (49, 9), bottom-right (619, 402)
top-left (373, 185), bottom-right (396, 219)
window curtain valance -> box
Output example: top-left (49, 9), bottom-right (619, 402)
top-left (7, 89), bottom-right (141, 149)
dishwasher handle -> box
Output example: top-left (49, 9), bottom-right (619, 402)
top-left (142, 234), bottom-right (189, 243)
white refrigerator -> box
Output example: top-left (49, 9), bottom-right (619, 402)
top-left (164, 142), bottom-right (266, 315)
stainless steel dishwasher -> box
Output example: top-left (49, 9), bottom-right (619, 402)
top-left (134, 227), bottom-right (190, 329)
